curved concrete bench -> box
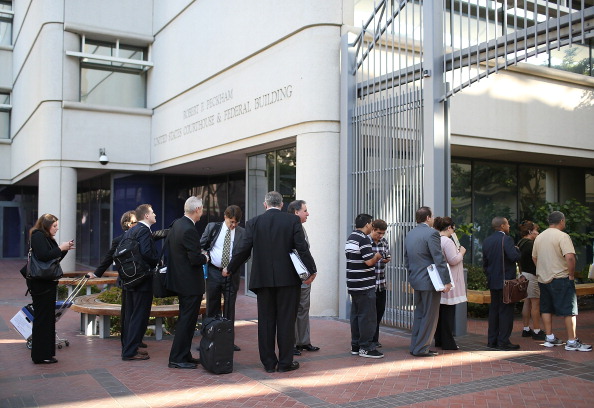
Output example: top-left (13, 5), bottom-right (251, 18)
top-left (467, 283), bottom-right (594, 304)
top-left (71, 294), bottom-right (205, 340)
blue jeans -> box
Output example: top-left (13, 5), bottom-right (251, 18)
top-left (350, 289), bottom-right (377, 351)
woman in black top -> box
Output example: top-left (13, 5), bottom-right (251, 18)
top-left (518, 220), bottom-right (544, 340)
top-left (26, 214), bottom-right (74, 364)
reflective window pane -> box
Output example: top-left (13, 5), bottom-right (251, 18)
top-left (81, 68), bottom-right (146, 108)
top-left (0, 111), bottom-right (8, 139)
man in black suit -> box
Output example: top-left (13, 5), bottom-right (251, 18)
top-left (483, 216), bottom-right (521, 350)
top-left (224, 191), bottom-right (317, 373)
top-left (200, 205), bottom-right (245, 351)
top-left (121, 204), bottom-right (159, 361)
top-left (166, 196), bottom-right (209, 369)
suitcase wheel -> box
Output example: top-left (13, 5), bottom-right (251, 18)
top-left (26, 337), bottom-right (32, 350)
top-left (57, 344), bottom-right (62, 349)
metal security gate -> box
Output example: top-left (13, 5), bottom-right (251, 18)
top-left (341, 0), bottom-right (594, 328)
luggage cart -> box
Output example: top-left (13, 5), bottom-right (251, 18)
top-left (13, 276), bottom-right (89, 350)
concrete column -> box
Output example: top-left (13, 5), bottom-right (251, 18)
top-left (38, 166), bottom-right (77, 272)
top-left (296, 131), bottom-right (340, 316)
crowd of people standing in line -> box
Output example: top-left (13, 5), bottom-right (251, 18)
top-left (22, 199), bottom-right (591, 370)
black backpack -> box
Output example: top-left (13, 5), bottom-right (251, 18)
top-left (114, 227), bottom-right (151, 288)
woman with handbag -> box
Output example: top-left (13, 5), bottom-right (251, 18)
top-left (24, 214), bottom-right (74, 364)
top-left (433, 217), bottom-right (467, 350)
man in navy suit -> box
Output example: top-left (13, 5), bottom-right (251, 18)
top-left (121, 204), bottom-right (159, 361)
top-left (166, 196), bottom-right (209, 368)
top-left (224, 191), bottom-right (317, 373)
top-left (404, 206), bottom-right (451, 357)
top-left (482, 216), bottom-right (521, 350)
top-left (201, 205), bottom-right (245, 351)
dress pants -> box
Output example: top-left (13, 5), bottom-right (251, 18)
top-left (29, 280), bottom-right (58, 362)
top-left (294, 284), bottom-right (311, 346)
top-left (410, 289), bottom-right (441, 355)
top-left (488, 289), bottom-right (514, 346)
top-left (255, 285), bottom-right (300, 371)
top-left (434, 304), bottom-right (457, 349)
top-left (350, 289), bottom-right (377, 351)
top-left (206, 264), bottom-right (239, 320)
top-left (372, 289), bottom-right (387, 343)
top-left (121, 288), bottom-right (153, 358)
top-left (169, 294), bottom-right (202, 363)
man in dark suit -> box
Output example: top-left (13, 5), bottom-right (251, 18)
top-left (166, 196), bottom-right (209, 368)
top-left (200, 204), bottom-right (245, 351)
top-left (404, 206), bottom-right (452, 357)
top-left (224, 191), bottom-right (317, 373)
top-left (483, 216), bottom-right (521, 350)
top-left (121, 204), bottom-right (159, 361)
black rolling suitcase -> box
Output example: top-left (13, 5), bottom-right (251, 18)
top-left (200, 277), bottom-right (234, 374)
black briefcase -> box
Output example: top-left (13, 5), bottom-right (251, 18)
top-left (199, 316), bottom-right (234, 374)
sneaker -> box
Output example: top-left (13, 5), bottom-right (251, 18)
top-left (565, 339), bottom-right (592, 352)
top-left (543, 337), bottom-right (565, 347)
top-left (351, 345), bottom-right (360, 355)
top-left (532, 331), bottom-right (546, 341)
top-left (359, 349), bottom-right (384, 359)
top-left (522, 329), bottom-right (534, 337)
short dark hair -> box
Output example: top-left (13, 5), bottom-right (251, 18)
top-left (548, 211), bottom-right (565, 225)
top-left (491, 216), bottom-right (506, 229)
top-left (371, 219), bottom-right (387, 231)
top-left (120, 210), bottom-right (137, 231)
top-left (433, 216), bottom-right (454, 232)
top-left (519, 220), bottom-right (538, 237)
top-left (355, 213), bottom-right (373, 228)
top-left (415, 207), bottom-right (432, 223)
top-left (287, 200), bottom-right (306, 215)
top-left (135, 204), bottom-right (153, 221)
top-left (224, 205), bottom-right (243, 222)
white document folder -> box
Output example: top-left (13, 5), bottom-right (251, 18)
top-left (427, 263), bottom-right (454, 292)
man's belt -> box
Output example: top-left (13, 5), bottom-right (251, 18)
top-left (209, 262), bottom-right (224, 271)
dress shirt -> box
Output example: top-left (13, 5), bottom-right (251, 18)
top-left (209, 223), bottom-right (235, 268)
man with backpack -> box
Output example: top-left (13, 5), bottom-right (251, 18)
top-left (118, 204), bottom-right (159, 361)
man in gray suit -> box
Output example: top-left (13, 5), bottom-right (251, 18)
top-left (404, 206), bottom-right (452, 357)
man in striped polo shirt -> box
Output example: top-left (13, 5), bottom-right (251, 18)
top-left (345, 213), bottom-right (384, 358)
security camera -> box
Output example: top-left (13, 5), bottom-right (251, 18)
top-left (99, 148), bottom-right (109, 165)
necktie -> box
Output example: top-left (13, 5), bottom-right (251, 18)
top-left (221, 228), bottom-right (231, 268)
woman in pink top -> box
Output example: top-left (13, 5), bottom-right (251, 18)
top-left (433, 217), bottom-right (467, 350)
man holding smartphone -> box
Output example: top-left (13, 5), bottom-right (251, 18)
top-left (369, 219), bottom-right (391, 349)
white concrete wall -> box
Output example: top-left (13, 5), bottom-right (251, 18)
top-left (450, 69), bottom-right (594, 158)
top-left (0, 48), bottom-right (11, 90)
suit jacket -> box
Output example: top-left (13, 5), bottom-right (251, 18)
top-left (404, 223), bottom-right (449, 291)
top-left (200, 222), bottom-right (246, 258)
top-left (226, 208), bottom-right (316, 291)
top-left (165, 216), bottom-right (207, 296)
top-left (483, 231), bottom-right (521, 290)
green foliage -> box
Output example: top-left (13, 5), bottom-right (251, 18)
top-left (465, 264), bottom-right (487, 290)
top-left (455, 223), bottom-right (475, 242)
top-left (527, 199), bottom-right (594, 252)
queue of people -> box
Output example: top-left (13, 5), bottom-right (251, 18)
top-left (22, 200), bottom-right (591, 370)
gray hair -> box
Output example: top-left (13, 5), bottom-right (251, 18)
top-left (184, 196), bottom-right (203, 213)
top-left (548, 211), bottom-right (565, 225)
top-left (264, 191), bottom-right (283, 208)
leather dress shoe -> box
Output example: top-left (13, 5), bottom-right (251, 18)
top-left (497, 343), bottom-right (520, 350)
top-left (187, 357), bottom-right (200, 364)
top-left (168, 361), bottom-right (197, 369)
top-left (137, 349), bottom-right (148, 355)
top-left (122, 353), bottom-right (150, 361)
top-left (34, 357), bottom-right (58, 364)
top-left (293, 348), bottom-right (302, 356)
top-left (412, 350), bottom-right (438, 357)
top-left (487, 343), bottom-right (498, 349)
top-left (277, 361), bottom-right (300, 372)
top-left (233, 344), bottom-right (241, 351)
top-left (298, 344), bottom-right (320, 352)
top-left (139, 342), bottom-right (148, 348)
top-left (265, 366), bottom-right (277, 373)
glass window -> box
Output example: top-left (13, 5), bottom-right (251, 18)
top-left (525, 41), bottom-right (593, 77)
top-left (518, 165), bottom-right (551, 221)
top-left (0, 1), bottom-right (12, 46)
top-left (80, 40), bottom-right (147, 108)
top-left (0, 92), bottom-right (9, 139)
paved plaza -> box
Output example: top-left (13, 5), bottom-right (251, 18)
top-left (1, 259), bottom-right (593, 408)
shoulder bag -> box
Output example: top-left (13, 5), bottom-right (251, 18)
top-left (501, 236), bottom-right (528, 304)
top-left (26, 246), bottom-right (64, 281)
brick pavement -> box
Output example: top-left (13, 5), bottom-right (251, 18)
top-left (1, 258), bottom-right (593, 408)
